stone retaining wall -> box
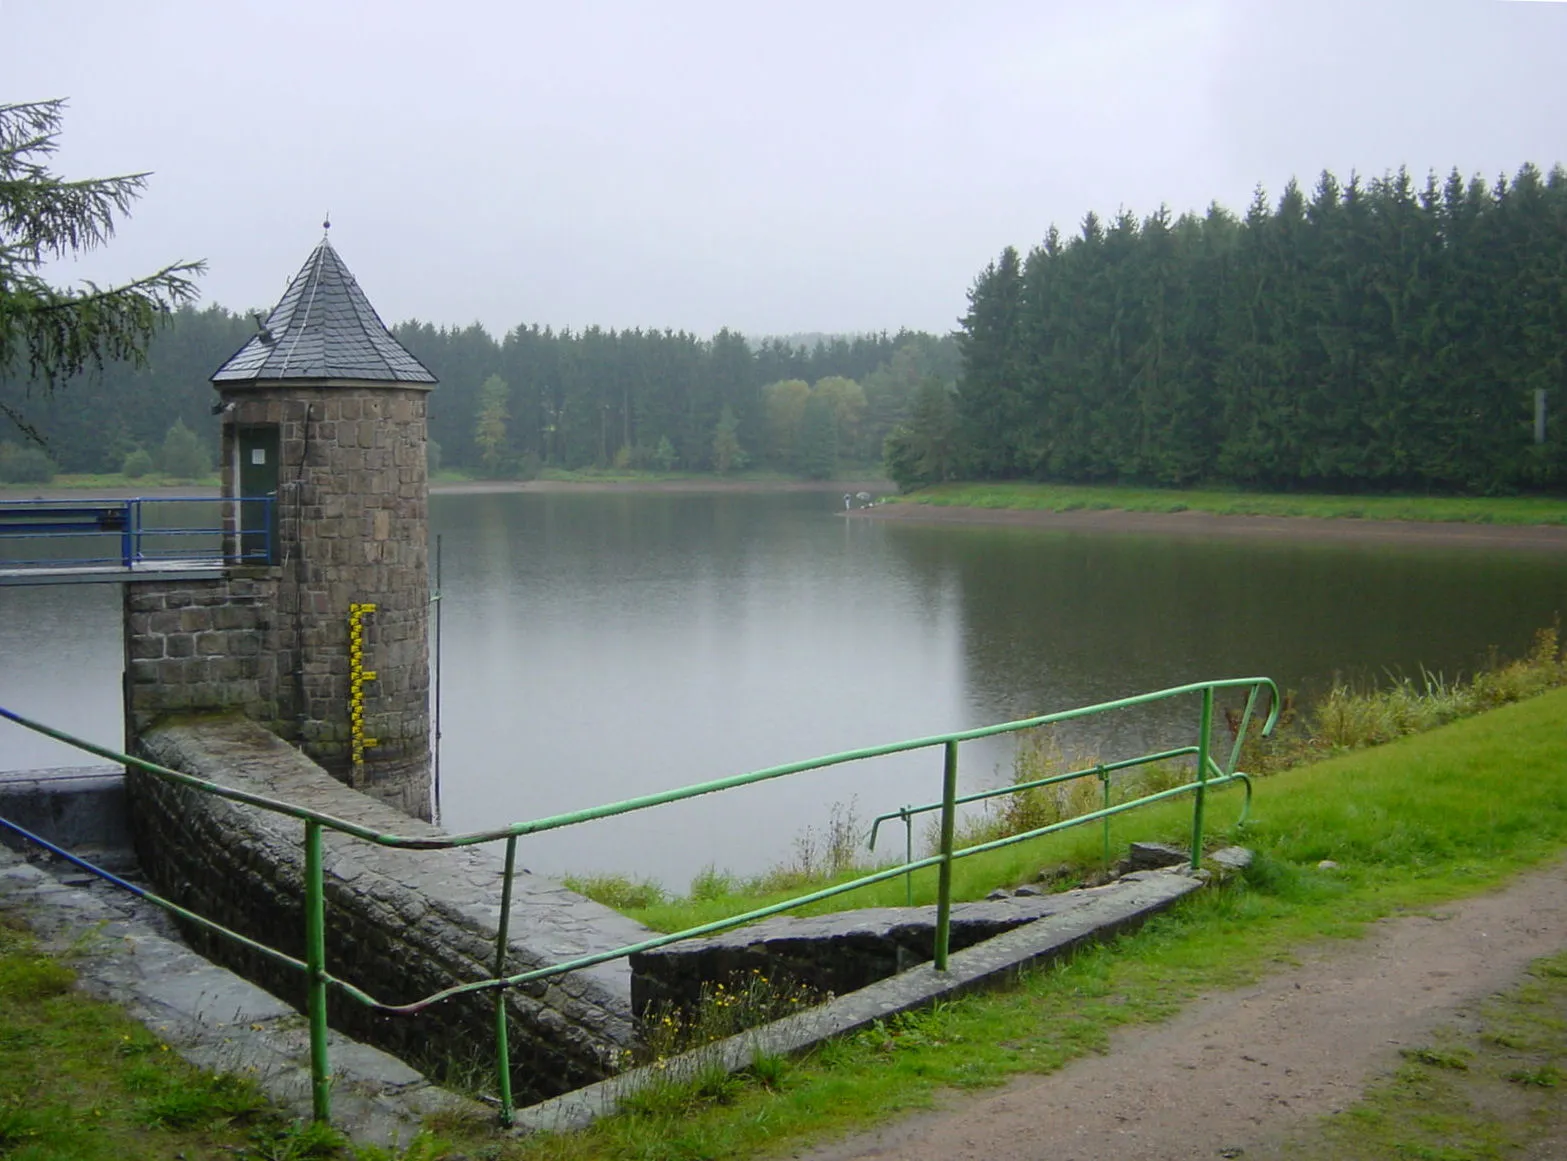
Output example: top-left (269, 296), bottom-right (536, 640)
top-left (630, 894), bottom-right (1083, 1019)
top-left (123, 576), bottom-right (279, 730)
top-left (129, 715), bottom-right (653, 1104)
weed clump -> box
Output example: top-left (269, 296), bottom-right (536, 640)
top-left (1237, 625), bottom-right (1567, 770)
top-left (561, 873), bottom-right (667, 911)
top-left (950, 731), bottom-right (1191, 852)
top-left (637, 970), bottom-right (828, 1064)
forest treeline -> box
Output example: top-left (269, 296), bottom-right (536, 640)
top-left (0, 307), bottom-right (957, 478)
top-left (888, 164), bottom-right (1567, 493)
top-left (398, 323), bottom-right (957, 476)
top-left (7, 162), bottom-right (1564, 494)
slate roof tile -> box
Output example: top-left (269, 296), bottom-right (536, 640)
top-left (211, 239), bottom-right (437, 385)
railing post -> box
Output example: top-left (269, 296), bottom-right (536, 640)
top-left (1225, 684), bottom-right (1261, 775)
top-left (1191, 686), bottom-right (1213, 871)
top-left (1098, 764), bottom-right (1111, 866)
top-left (120, 500), bottom-right (134, 569)
top-left (494, 835), bottom-right (517, 1126)
top-left (900, 806), bottom-right (913, 907)
top-left (934, 740), bottom-right (959, 971)
top-left (303, 820), bottom-right (332, 1123)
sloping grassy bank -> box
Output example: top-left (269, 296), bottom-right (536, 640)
top-left (8, 688), bottom-right (1567, 1160)
top-left (891, 481), bottom-right (1567, 525)
top-left (575, 628), bottom-right (1567, 936)
top-left (412, 688), bottom-right (1567, 1161)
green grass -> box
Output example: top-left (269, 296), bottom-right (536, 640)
top-left (0, 470), bottom-right (220, 493)
top-left (1271, 949), bottom-right (1567, 1158)
top-left (598, 628), bottom-right (1565, 937)
top-left (891, 481), bottom-right (1567, 526)
top-left (10, 689), bottom-right (1567, 1159)
top-left (382, 688), bottom-right (1567, 1160)
top-left (0, 467), bottom-right (893, 494)
top-left (0, 914), bottom-right (349, 1160)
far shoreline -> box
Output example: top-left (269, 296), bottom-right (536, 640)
top-left (430, 477), bottom-right (888, 496)
top-left (8, 478), bottom-right (1567, 550)
top-left (848, 501), bottom-right (1567, 552)
top-left (0, 477), bottom-right (889, 502)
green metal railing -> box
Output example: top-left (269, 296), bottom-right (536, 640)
top-left (0, 676), bottom-right (1277, 1127)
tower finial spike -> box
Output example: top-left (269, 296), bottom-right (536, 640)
top-left (323, 212), bottom-right (331, 234)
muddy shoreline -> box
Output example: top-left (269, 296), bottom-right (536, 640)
top-left (9, 480), bottom-right (1567, 550)
top-left (851, 501), bottom-right (1567, 552)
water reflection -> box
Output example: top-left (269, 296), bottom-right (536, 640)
top-left (2, 491), bottom-right (1564, 891)
top-left (432, 493), bottom-right (970, 888)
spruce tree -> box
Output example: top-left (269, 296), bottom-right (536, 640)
top-left (1, 99), bottom-right (202, 441)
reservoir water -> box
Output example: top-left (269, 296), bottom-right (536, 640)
top-left (2, 490), bottom-right (1563, 888)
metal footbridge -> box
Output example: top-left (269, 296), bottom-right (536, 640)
top-left (0, 496), bottom-right (273, 585)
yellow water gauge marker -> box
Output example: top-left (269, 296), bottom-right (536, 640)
top-left (348, 602), bottom-right (379, 779)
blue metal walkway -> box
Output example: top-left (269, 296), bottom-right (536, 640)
top-left (0, 496), bottom-right (273, 586)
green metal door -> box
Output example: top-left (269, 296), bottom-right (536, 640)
top-left (237, 425), bottom-right (279, 563)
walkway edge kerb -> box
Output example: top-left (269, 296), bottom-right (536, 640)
top-left (513, 867), bottom-right (1205, 1135)
top-left (0, 845), bottom-right (485, 1146)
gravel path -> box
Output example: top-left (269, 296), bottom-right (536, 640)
top-left (796, 860), bottom-right (1567, 1161)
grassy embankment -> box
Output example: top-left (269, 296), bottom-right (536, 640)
top-left (566, 629), bottom-right (1567, 934)
top-left (6, 641), bottom-right (1567, 1159)
top-left (0, 469), bottom-right (889, 494)
top-left (892, 481), bottom-right (1567, 525)
top-left (0, 471), bottom-right (220, 493)
top-left (434, 680), bottom-right (1567, 1161)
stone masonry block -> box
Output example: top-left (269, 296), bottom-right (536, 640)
top-left (128, 635), bottom-right (164, 661)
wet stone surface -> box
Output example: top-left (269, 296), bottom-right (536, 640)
top-left (131, 716), bottom-right (654, 1104)
top-left (0, 842), bottom-right (480, 1145)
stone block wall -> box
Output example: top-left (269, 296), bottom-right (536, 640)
top-left (216, 383), bottom-right (431, 818)
top-left (630, 898), bottom-right (1067, 1021)
top-left (123, 576), bottom-right (279, 730)
top-left (130, 716), bottom-right (652, 1105)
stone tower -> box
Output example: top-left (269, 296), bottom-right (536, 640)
top-left (209, 233), bottom-right (437, 818)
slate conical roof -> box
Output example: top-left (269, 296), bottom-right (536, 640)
top-left (211, 238), bottom-right (436, 384)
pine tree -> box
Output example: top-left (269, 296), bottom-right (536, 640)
top-left (1, 99), bottom-right (202, 441)
top-left (956, 246), bottom-right (1026, 477)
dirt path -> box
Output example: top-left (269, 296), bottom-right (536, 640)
top-left (852, 503), bottom-right (1567, 552)
top-left (797, 860), bottom-right (1567, 1161)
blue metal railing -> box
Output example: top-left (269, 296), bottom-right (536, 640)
top-left (0, 496), bottom-right (273, 572)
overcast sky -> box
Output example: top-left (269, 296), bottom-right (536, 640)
top-left (9, 0), bottom-right (1566, 339)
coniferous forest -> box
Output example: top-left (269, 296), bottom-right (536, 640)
top-left (889, 165), bottom-right (1567, 494)
top-left (0, 308), bottom-right (957, 480)
top-left (4, 163), bottom-right (1565, 496)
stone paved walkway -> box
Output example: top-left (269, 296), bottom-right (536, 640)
top-left (0, 842), bottom-right (482, 1146)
